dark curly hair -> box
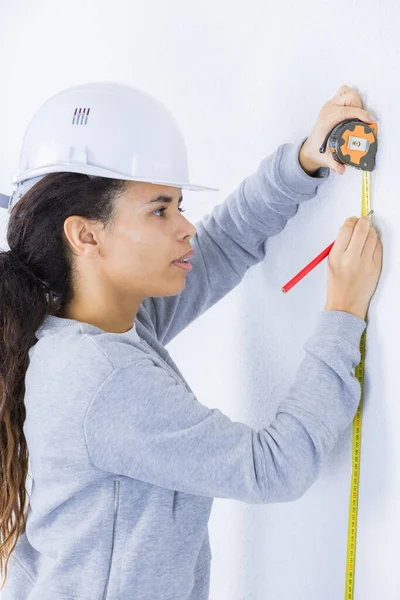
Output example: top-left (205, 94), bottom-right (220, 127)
top-left (0, 172), bottom-right (128, 589)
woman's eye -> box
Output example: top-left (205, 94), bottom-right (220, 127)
top-left (153, 206), bottom-right (186, 217)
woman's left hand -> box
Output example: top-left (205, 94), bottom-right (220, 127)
top-left (299, 84), bottom-right (378, 175)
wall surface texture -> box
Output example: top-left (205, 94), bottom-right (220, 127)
top-left (0, 0), bottom-right (397, 598)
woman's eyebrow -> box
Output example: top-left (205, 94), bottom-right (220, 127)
top-left (146, 195), bottom-right (183, 205)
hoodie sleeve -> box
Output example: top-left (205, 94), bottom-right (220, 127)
top-left (141, 137), bottom-right (330, 346)
top-left (83, 310), bottom-right (365, 504)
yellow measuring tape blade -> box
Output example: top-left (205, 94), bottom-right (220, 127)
top-left (344, 169), bottom-right (371, 599)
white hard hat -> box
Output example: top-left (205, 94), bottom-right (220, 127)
top-left (3, 81), bottom-right (219, 213)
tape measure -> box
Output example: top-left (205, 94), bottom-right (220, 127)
top-left (319, 118), bottom-right (378, 171)
top-left (319, 118), bottom-right (378, 599)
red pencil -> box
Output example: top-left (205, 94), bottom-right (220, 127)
top-left (282, 211), bottom-right (374, 293)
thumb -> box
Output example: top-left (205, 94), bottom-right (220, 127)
top-left (328, 155), bottom-right (346, 174)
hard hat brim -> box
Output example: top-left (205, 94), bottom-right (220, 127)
top-left (11, 164), bottom-right (219, 192)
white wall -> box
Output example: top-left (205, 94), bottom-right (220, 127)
top-left (0, 1), bottom-right (398, 598)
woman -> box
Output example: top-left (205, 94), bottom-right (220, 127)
top-left (0, 82), bottom-right (381, 599)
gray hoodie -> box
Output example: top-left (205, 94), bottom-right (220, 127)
top-left (0, 137), bottom-right (366, 600)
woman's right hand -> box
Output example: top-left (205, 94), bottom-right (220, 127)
top-left (324, 215), bottom-right (383, 321)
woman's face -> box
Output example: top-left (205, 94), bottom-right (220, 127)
top-left (102, 180), bottom-right (197, 299)
top-left (64, 180), bottom-right (197, 304)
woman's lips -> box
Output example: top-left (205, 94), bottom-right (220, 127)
top-left (172, 260), bottom-right (192, 272)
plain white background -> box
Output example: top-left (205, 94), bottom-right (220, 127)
top-left (0, 1), bottom-right (398, 598)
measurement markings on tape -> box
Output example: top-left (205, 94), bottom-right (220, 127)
top-left (344, 168), bottom-right (371, 600)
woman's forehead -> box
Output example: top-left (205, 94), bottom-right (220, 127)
top-left (125, 181), bottom-right (182, 204)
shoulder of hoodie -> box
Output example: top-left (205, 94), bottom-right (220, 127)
top-left (34, 303), bottom-right (156, 390)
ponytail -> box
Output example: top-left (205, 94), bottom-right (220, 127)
top-left (0, 172), bottom-right (127, 589)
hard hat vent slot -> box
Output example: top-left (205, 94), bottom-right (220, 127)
top-left (72, 107), bottom-right (91, 126)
